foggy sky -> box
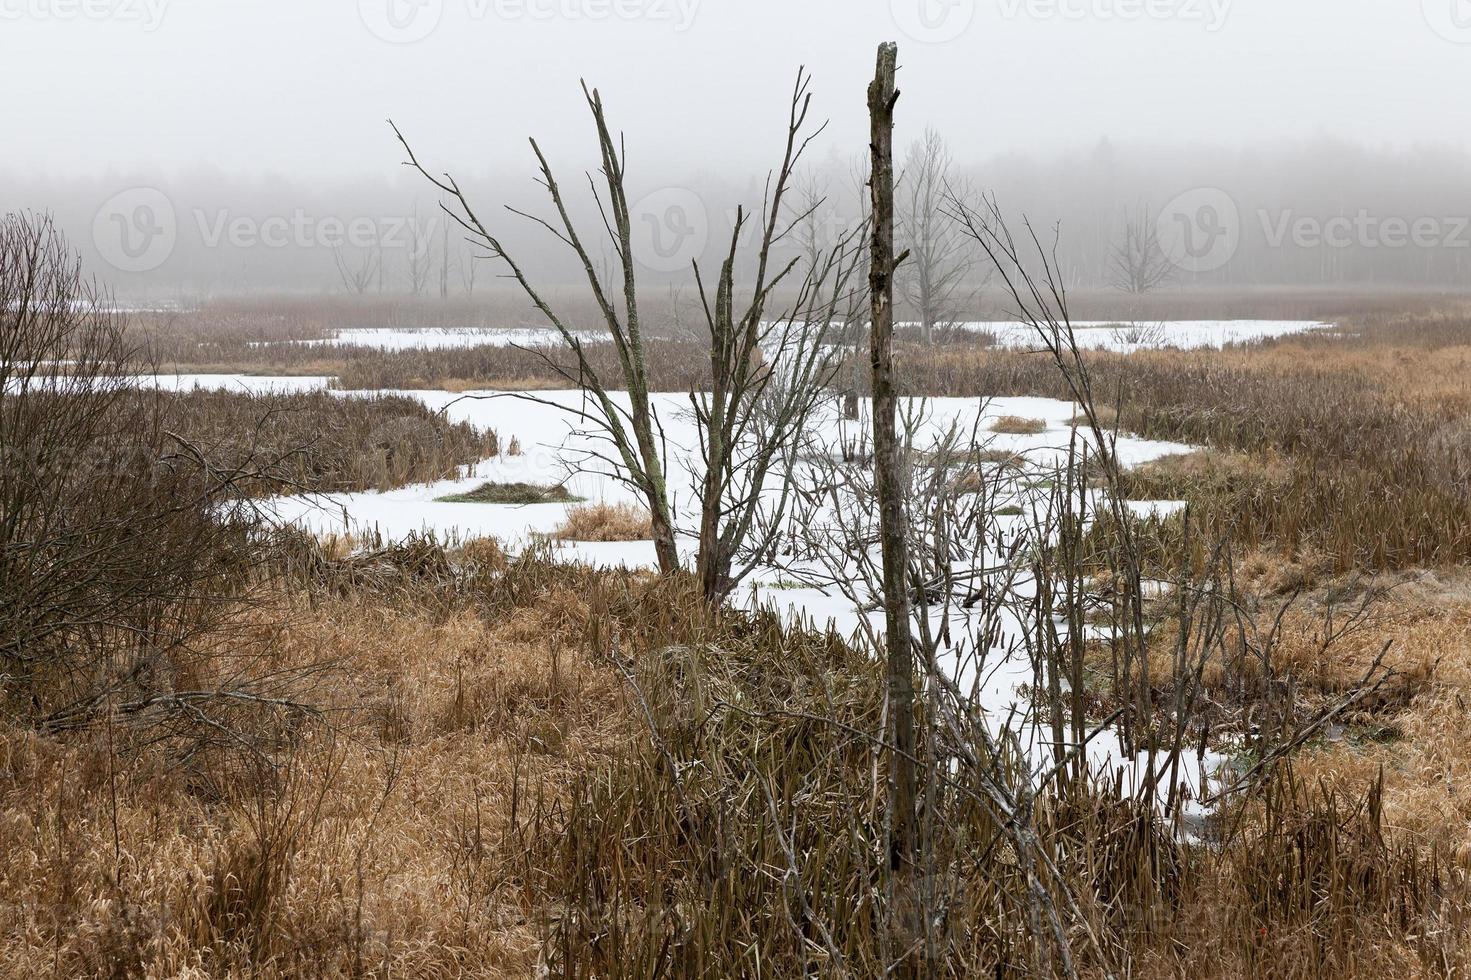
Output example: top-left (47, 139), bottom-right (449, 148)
top-left (5, 0), bottom-right (1471, 182)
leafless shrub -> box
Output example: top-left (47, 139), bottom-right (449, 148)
top-left (0, 211), bottom-right (313, 755)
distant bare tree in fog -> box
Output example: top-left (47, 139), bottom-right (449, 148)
top-left (787, 168), bottom-right (865, 420)
top-left (789, 169), bottom-right (830, 272)
top-left (458, 245), bottom-right (478, 297)
top-left (333, 243), bottom-right (379, 295)
top-left (1109, 203), bottom-right (1173, 294)
top-left (898, 128), bottom-right (975, 344)
top-left (405, 207), bottom-right (435, 297)
top-left (439, 211), bottom-right (450, 300)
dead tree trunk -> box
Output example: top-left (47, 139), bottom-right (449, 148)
top-left (869, 40), bottom-right (917, 880)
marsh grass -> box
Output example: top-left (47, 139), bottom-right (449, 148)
top-left (894, 312), bottom-right (1471, 577)
top-left (554, 502), bottom-right (653, 541)
top-left (18, 293), bottom-right (1471, 976)
top-left (990, 414), bottom-right (1049, 435)
top-left (437, 481), bottom-right (582, 504)
top-left (4, 530), bottom-right (1467, 977)
top-left (540, 582), bottom-right (1469, 979)
top-left (160, 388), bottom-right (499, 494)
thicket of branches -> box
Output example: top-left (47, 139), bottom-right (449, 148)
top-left (0, 212), bottom-right (312, 759)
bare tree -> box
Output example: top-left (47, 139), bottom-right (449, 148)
top-left (393, 72), bottom-right (861, 601)
top-left (787, 168), bottom-right (831, 273)
top-left (688, 99), bottom-right (867, 601)
top-left (333, 243), bottom-right (379, 295)
top-left (439, 206), bottom-right (450, 300)
top-left (868, 41), bottom-right (920, 897)
top-left (458, 244), bottom-right (478, 296)
top-left (404, 207), bottom-right (435, 297)
top-left (1109, 202), bottom-right (1173, 294)
top-left (898, 128), bottom-right (976, 345)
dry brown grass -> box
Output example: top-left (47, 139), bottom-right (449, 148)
top-left (437, 376), bottom-right (568, 393)
top-left (4, 533), bottom-right (1468, 976)
top-left (1281, 570), bottom-right (1471, 855)
top-left (1071, 405), bottom-right (1120, 430)
top-left (896, 311), bottom-right (1471, 577)
top-left (990, 414), bottom-right (1048, 435)
top-left (554, 503), bottom-right (653, 542)
top-left (0, 546), bottom-right (650, 978)
top-left (160, 388), bottom-right (500, 494)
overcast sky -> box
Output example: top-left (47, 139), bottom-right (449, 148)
top-left (4, 0), bottom-right (1471, 182)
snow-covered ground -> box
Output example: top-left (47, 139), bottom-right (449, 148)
top-left (955, 319), bottom-right (1329, 353)
top-left (137, 371), bottom-right (1217, 809)
top-left (250, 320), bottom-right (1327, 355)
top-left (141, 373), bottom-right (335, 394)
top-left (164, 373), bottom-right (1212, 808)
top-left (275, 327), bottom-right (606, 351)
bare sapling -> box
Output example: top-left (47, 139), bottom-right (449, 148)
top-left (393, 70), bottom-right (865, 604)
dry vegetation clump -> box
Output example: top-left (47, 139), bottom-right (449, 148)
top-left (1071, 404), bottom-right (1119, 430)
top-left (554, 502), bottom-right (654, 542)
top-left (990, 414), bottom-right (1048, 435)
top-left (437, 481), bottom-right (581, 504)
top-left (1118, 449), bottom-right (1295, 522)
top-left (159, 388), bottom-right (499, 494)
top-left (1273, 569), bottom-right (1471, 856)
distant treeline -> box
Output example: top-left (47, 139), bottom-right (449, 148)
top-left (9, 137), bottom-right (1471, 301)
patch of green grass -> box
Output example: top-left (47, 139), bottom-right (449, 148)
top-left (994, 505), bottom-right (1024, 517)
top-left (436, 481), bottom-right (583, 505)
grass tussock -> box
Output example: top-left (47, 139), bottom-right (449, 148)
top-left (1071, 405), bottom-right (1120, 430)
top-left (990, 414), bottom-right (1049, 435)
top-left (437, 481), bottom-right (581, 504)
top-left (554, 502), bottom-right (653, 542)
